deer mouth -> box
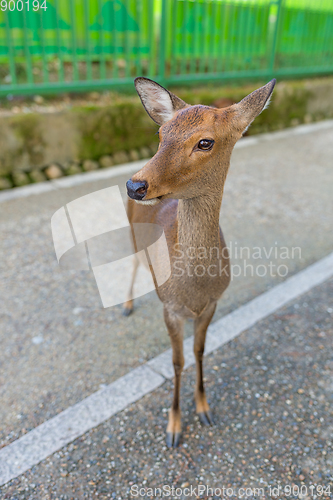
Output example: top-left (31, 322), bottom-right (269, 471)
top-left (135, 197), bottom-right (161, 206)
top-left (135, 194), bottom-right (166, 206)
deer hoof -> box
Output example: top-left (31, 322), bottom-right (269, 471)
top-left (198, 410), bottom-right (214, 426)
top-left (166, 431), bottom-right (181, 448)
top-left (122, 306), bottom-right (133, 317)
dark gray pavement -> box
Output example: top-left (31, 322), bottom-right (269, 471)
top-left (1, 123), bottom-right (332, 448)
top-left (0, 122), bottom-right (333, 496)
top-left (1, 271), bottom-right (332, 499)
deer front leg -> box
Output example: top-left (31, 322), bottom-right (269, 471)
top-left (164, 307), bottom-right (184, 448)
top-left (123, 255), bottom-right (139, 316)
top-left (194, 302), bottom-right (216, 426)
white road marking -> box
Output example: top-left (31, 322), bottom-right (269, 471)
top-left (0, 366), bottom-right (164, 486)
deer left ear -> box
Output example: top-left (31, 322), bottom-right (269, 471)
top-left (233, 79), bottom-right (276, 133)
top-left (135, 77), bottom-right (188, 126)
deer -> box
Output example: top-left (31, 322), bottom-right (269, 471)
top-left (125, 77), bottom-right (276, 447)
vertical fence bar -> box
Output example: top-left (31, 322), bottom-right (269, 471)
top-left (39, 8), bottom-right (48, 83)
top-left (169, 0), bottom-right (177, 78)
top-left (243, 3), bottom-right (252, 70)
top-left (312, 4), bottom-right (322, 66)
top-left (69, 0), bottom-right (79, 81)
top-left (293, 7), bottom-right (302, 63)
top-left (269, 0), bottom-right (283, 76)
top-left (259, 0), bottom-right (267, 69)
top-left (136, 0), bottom-right (143, 75)
top-left (322, 7), bottom-right (333, 68)
top-left (4, 10), bottom-right (17, 85)
top-left (54, 0), bottom-right (65, 82)
top-left (98, 0), bottom-right (106, 79)
top-left (216, 0), bottom-right (223, 73)
top-left (249, 3), bottom-right (257, 69)
top-left (200, 0), bottom-right (209, 74)
top-left (264, 1), bottom-right (271, 69)
top-left (228, 0), bottom-right (236, 72)
top-left (135, 0), bottom-right (140, 75)
top-left (181, 0), bottom-right (188, 75)
top-left (235, 1), bottom-right (246, 73)
top-left (248, 1), bottom-right (256, 70)
top-left (223, 0), bottom-right (228, 72)
top-left (252, 1), bottom-right (261, 71)
top-left (84, 0), bottom-right (92, 81)
top-left (124, 0), bottom-right (131, 78)
top-left (113, 0), bottom-right (119, 78)
top-left (313, 6), bottom-right (321, 65)
top-left (303, 7), bottom-right (311, 67)
top-left (159, 0), bottom-right (167, 83)
top-left (22, 4), bottom-right (33, 84)
top-left (208, 0), bottom-right (217, 73)
top-left (219, 0), bottom-right (227, 73)
top-left (147, 0), bottom-right (155, 77)
top-left (190, 0), bottom-right (199, 74)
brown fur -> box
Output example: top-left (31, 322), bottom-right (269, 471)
top-left (125, 77), bottom-right (276, 447)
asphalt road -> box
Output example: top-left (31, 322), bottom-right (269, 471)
top-left (0, 122), bottom-right (333, 497)
top-left (1, 269), bottom-right (332, 499)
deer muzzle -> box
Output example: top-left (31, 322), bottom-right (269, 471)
top-left (126, 179), bottom-right (148, 200)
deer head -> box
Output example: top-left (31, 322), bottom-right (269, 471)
top-left (126, 77), bottom-right (276, 205)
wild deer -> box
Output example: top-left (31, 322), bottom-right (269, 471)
top-left (125, 77), bottom-right (276, 447)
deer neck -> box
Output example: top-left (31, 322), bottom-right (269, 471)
top-left (177, 191), bottom-right (222, 258)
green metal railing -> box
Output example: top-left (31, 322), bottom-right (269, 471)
top-left (0, 0), bottom-right (332, 96)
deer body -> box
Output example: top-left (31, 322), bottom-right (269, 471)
top-left (125, 78), bottom-right (275, 447)
top-left (127, 194), bottom-right (230, 318)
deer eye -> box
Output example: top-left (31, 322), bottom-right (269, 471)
top-left (197, 139), bottom-right (214, 150)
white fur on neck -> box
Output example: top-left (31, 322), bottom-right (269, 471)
top-left (135, 198), bottom-right (160, 206)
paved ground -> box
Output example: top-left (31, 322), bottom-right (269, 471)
top-left (0, 122), bottom-right (333, 496)
top-left (1, 272), bottom-right (332, 499)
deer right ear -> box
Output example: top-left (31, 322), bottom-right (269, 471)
top-left (134, 77), bottom-right (188, 126)
top-left (233, 79), bottom-right (276, 134)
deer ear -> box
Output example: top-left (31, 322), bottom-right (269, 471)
top-left (233, 79), bottom-right (276, 133)
top-left (134, 77), bottom-right (188, 126)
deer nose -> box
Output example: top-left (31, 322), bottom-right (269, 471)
top-left (126, 179), bottom-right (148, 200)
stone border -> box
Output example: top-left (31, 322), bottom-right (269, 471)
top-left (0, 250), bottom-right (332, 486)
top-left (0, 146), bottom-right (156, 191)
top-left (0, 162), bottom-right (144, 202)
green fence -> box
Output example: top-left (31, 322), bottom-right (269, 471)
top-left (0, 0), bottom-right (332, 96)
